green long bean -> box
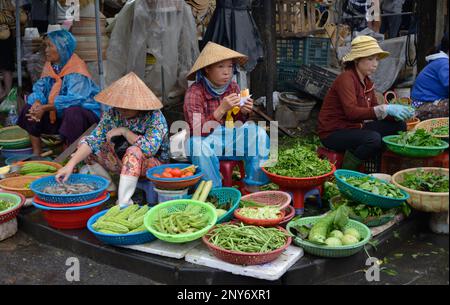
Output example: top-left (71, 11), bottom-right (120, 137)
top-left (207, 223), bottom-right (288, 253)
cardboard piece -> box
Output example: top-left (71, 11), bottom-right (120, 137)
top-left (119, 239), bottom-right (201, 259)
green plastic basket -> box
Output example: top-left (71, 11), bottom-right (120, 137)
top-left (329, 195), bottom-right (396, 227)
top-left (143, 199), bottom-right (218, 243)
top-left (334, 169), bottom-right (409, 209)
top-left (0, 126), bottom-right (31, 149)
top-left (382, 135), bottom-right (449, 158)
top-left (286, 216), bottom-right (371, 258)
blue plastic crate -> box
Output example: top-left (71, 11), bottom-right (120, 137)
top-left (276, 39), bottom-right (305, 64)
top-left (276, 37), bottom-right (331, 91)
top-left (303, 37), bottom-right (330, 66)
top-left (277, 62), bottom-right (302, 91)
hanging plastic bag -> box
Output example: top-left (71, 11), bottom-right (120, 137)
top-left (0, 87), bottom-right (17, 113)
top-left (79, 162), bottom-right (117, 193)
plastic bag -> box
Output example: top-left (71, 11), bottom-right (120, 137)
top-left (0, 87), bottom-right (17, 113)
top-left (79, 162), bottom-right (117, 193)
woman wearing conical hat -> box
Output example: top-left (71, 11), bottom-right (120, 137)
top-left (183, 42), bottom-right (270, 189)
top-left (56, 72), bottom-right (170, 207)
top-left (318, 35), bottom-right (414, 171)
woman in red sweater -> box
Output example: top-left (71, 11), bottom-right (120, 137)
top-left (318, 36), bottom-right (414, 170)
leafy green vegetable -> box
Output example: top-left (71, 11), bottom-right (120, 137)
top-left (239, 200), bottom-right (267, 208)
top-left (332, 197), bottom-right (393, 219)
top-left (265, 144), bottom-right (332, 178)
top-left (323, 180), bottom-right (340, 200)
top-left (341, 176), bottom-right (405, 198)
top-left (259, 183), bottom-right (279, 191)
top-left (207, 195), bottom-right (232, 210)
top-left (400, 169), bottom-right (449, 193)
top-left (0, 199), bottom-right (15, 212)
top-left (391, 128), bottom-right (444, 147)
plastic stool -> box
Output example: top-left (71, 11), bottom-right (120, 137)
top-left (219, 160), bottom-right (246, 187)
top-left (136, 180), bottom-right (158, 205)
top-left (286, 187), bottom-right (322, 215)
top-left (305, 188), bottom-right (322, 209)
top-left (317, 147), bottom-right (344, 169)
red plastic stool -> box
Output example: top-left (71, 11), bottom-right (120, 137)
top-left (219, 160), bottom-right (246, 188)
top-left (317, 147), bottom-right (344, 169)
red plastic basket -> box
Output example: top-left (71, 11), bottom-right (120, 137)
top-left (33, 191), bottom-right (109, 208)
top-left (202, 223), bottom-right (292, 265)
top-left (261, 163), bottom-right (336, 189)
top-left (233, 207), bottom-right (285, 227)
top-left (240, 191), bottom-right (292, 210)
top-left (41, 204), bottom-right (104, 229)
top-left (0, 191), bottom-right (25, 224)
top-left (279, 205), bottom-right (295, 228)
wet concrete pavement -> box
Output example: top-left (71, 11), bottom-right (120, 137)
top-left (1, 227), bottom-right (447, 285)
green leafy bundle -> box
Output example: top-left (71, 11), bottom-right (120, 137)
top-left (400, 169), bottom-right (449, 193)
top-left (266, 144), bottom-right (332, 178)
top-left (331, 196), bottom-right (411, 220)
top-left (342, 176), bottom-right (405, 198)
top-left (392, 129), bottom-right (443, 147)
top-left (323, 180), bottom-right (340, 201)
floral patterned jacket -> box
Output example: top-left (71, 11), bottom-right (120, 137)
top-left (80, 108), bottom-right (170, 162)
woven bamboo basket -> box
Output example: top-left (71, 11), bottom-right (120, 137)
top-left (414, 117), bottom-right (449, 139)
top-left (0, 126), bottom-right (31, 149)
top-left (392, 167), bottom-right (449, 213)
top-left (0, 176), bottom-right (40, 198)
top-left (72, 17), bottom-right (108, 62)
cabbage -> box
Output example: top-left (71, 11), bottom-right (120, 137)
top-left (325, 237), bottom-right (343, 247)
top-left (344, 228), bottom-right (361, 241)
top-left (341, 234), bottom-right (359, 245)
top-left (329, 230), bottom-right (344, 239)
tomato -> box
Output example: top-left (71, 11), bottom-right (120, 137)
top-left (180, 174), bottom-right (186, 178)
top-left (153, 174), bottom-right (161, 178)
top-left (184, 172), bottom-right (194, 177)
top-left (170, 168), bottom-right (182, 178)
top-left (161, 172), bottom-right (173, 178)
top-left (163, 167), bottom-right (172, 173)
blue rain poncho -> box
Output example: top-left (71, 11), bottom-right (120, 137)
top-left (26, 30), bottom-right (102, 118)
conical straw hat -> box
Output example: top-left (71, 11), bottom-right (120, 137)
top-left (187, 42), bottom-right (248, 80)
top-left (95, 72), bottom-right (163, 110)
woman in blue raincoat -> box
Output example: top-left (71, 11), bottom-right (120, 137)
top-left (17, 29), bottom-right (101, 155)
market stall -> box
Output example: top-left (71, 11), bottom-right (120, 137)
top-left (0, 0), bottom-right (448, 284)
